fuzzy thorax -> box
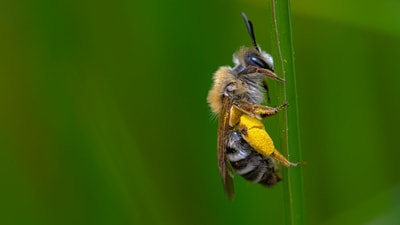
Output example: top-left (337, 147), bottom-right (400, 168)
top-left (207, 67), bottom-right (234, 114)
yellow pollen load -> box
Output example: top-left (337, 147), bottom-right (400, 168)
top-left (239, 114), bottom-right (275, 156)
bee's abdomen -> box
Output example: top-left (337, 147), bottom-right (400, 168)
top-left (227, 131), bottom-right (281, 186)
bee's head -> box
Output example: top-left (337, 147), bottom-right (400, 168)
top-left (233, 47), bottom-right (274, 71)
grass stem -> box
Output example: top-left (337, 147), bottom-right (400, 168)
top-left (270, 1), bottom-right (305, 225)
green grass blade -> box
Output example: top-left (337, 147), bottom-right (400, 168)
top-left (270, 1), bottom-right (305, 225)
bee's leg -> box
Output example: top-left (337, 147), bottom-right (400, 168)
top-left (233, 99), bottom-right (288, 119)
top-left (238, 114), bottom-right (298, 167)
top-left (270, 149), bottom-right (299, 167)
top-left (238, 66), bottom-right (285, 82)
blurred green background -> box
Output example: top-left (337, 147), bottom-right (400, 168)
top-left (1, 0), bottom-right (400, 224)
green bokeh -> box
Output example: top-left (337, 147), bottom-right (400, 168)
top-left (1, 0), bottom-right (400, 225)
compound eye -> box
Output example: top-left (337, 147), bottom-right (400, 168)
top-left (250, 56), bottom-right (270, 69)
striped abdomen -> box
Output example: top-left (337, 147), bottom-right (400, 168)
top-left (226, 131), bottom-right (281, 186)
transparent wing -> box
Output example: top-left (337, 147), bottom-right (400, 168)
top-left (217, 96), bottom-right (235, 200)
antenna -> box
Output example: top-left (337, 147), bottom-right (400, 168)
top-left (241, 12), bottom-right (260, 52)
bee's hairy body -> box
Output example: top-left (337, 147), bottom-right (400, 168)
top-left (207, 12), bottom-right (298, 199)
top-left (208, 47), bottom-right (282, 187)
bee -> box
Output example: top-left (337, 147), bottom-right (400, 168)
top-left (207, 12), bottom-right (298, 200)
